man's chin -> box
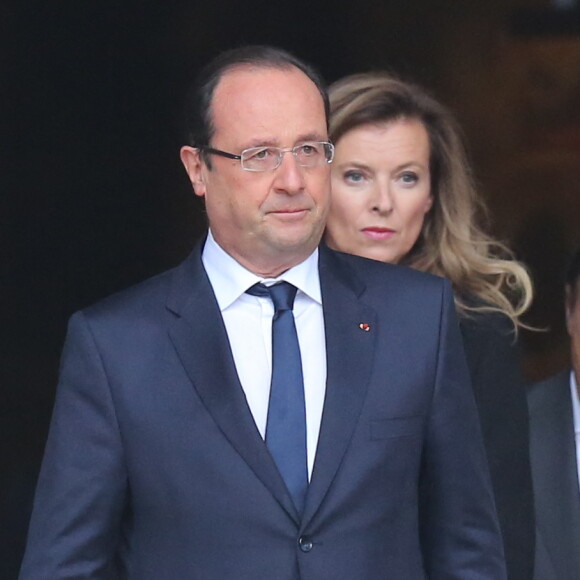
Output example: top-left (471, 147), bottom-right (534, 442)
top-left (268, 224), bottom-right (324, 253)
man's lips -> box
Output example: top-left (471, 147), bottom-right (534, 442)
top-left (268, 208), bottom-right (309, 219)
top-left (271, 208), bottom-right (307, 213)
top-left (361, 227), bottom-right (395, 240)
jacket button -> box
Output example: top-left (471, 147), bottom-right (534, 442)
top-left (298, 536), bottom-right (314, 552)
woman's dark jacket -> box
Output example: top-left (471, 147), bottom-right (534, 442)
top-left (460, 311), bottom-right (535, 580)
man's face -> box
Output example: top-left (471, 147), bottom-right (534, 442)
top-left (566, 280), bottom-right (580, 382)
top-left (181, 66), bottom-right (331, 277)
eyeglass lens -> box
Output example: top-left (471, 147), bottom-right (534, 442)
top-left (241, 142), bottom-right (333, 171)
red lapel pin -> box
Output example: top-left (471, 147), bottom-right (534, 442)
top-left (359, 323), bottom-right (371, 332)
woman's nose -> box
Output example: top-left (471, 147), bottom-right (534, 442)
top-left (370, 182), bottom-right (393, 213)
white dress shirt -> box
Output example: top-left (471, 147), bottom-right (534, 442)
top-left (570, 371), bottom-right (580, 492)
top-left (202, 230), bottom-right (327, 479)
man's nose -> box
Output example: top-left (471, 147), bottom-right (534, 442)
top-left (272, 151), bottom-right (307, 194)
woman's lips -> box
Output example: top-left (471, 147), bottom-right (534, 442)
top-left (362, 227), bottom-right (395, 241)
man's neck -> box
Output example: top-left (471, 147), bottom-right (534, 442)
top-left (209, 231), bottom-right (320, 279)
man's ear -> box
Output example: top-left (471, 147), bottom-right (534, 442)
top-left (180, 146), bottom-right (207, 198)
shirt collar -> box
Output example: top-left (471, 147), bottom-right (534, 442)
top-left (571, 371), bottom-right (580, 436)
top-left (202, 229), bottom-right (321, 311)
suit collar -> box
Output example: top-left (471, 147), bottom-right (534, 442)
top-left (166, 242), bottom-right (377, 527)
top-left (300, 246), bottom-right (377, 528)
top-left (531, 371), bottom-right (580, 574)
top-left (570, 370), bottom-right (580, 438)
top-left (166, 239), bottom-right (300, 522)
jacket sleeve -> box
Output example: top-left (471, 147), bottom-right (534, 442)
top-left (419, 281), bottom-right (507, 579)
top-left (19, 311), bottom-right (126, 579)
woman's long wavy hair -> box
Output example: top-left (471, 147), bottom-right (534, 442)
top-left (329, 72), bottom-right (533, 329)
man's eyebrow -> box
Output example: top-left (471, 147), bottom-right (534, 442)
top-left (242, 133), bottom-right (328, 150)
top-left (243, 138), bottom-right (278, 149)
top-left (296, 132), bottom-right (327, 144)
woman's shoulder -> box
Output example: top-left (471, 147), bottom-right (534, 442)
top-left (458, 301), bottom-right (519, 371)
top-left (458, 298), bottom-right (515, 340)
top-left (458, 300), bottom-right (524, 405)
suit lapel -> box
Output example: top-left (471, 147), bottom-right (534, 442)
top-left (166, 244), bottom-right (299, 523)
top-left (533, 372), bottom-right (580, 575)
top-left (302, 247), bottom-right (377, 527)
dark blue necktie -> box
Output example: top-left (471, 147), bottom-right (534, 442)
top-left (246, 282), bottom-right (308, 513)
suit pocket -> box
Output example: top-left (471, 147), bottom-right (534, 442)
top-left (369, 416), bottom-right (424, 440)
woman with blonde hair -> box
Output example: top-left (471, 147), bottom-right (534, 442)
top-left (326, 72), bottom-right (534, 580)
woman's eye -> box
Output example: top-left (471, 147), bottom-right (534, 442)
top-left (344, 170), bottom-right (365, 184)
top-left (399, 171), bottom-right (419, 186)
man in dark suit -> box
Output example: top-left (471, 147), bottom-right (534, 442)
top-left (20, 45), bottom-right (506, 579)
top-left (528, 246), bottom-right (580, 580)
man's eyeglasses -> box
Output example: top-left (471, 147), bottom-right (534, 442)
top-left (200, 141), bottom-right (335, 172)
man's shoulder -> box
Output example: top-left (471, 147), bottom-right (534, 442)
top-left (79, 250), bottom-right (199, 325)
top-left (75, 270), bottom-right (172, 332)
top-left (320, 245), bottom-right (445, 290)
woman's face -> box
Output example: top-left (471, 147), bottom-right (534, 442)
top-left (326, 118), bottom-right (433, 264)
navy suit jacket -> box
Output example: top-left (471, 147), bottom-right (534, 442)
top-left (528, 370), bottom-right (580, 580)
top-left (20, 242), bottom-right (506, 579)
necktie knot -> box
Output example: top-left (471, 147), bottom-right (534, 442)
top-left (247, 282), bottom-right (297, 313)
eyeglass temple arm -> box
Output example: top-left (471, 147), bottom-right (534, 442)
top-left (200, 147), bottom-right (242, 160)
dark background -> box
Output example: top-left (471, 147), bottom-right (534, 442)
top-left (2, 1), bottom-right (580, 577)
